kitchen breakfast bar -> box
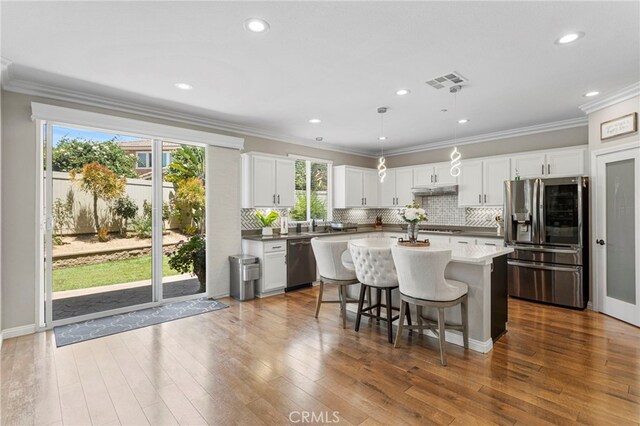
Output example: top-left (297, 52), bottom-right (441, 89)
top-left (342, 239), bottom-right (514, 354)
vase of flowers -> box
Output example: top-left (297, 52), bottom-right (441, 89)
top-left (400, 203), bottom-right (427, 243)
top-left (255, 210), bottom-right (280, 236)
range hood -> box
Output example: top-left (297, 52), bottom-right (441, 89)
top-left (412, 185), bottom-right (458, 196)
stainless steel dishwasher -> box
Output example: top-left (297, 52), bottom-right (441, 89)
top-left (286, 238), bottom-right (317, 291)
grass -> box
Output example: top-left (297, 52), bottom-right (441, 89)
top-left (53, 255), bottom-right (182, 292)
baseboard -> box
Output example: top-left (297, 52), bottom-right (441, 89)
top-left (2, 324), bottom-right (36, 339)
top-left (421, 329), bottom-right (494, 354)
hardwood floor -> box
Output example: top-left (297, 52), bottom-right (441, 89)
top-left (1, 287), bottom-right (639, 425)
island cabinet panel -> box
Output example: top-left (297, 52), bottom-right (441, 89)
top-left (490, 255), bottom-right (508, 341)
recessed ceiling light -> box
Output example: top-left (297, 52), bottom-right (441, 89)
top-left (555, 31), bottom-right (585, 45)
top-left (378, 136), bottom-right (387, 141)
top-left (315, 137), bottom-right (323, 142)
top-left (584, 91), bottom-right (600, 97)
top-left (174, 83), bottom-right (193, 90)
top-left (244, 18), bottom-right (270, 33)
top-left (309, 118), bottom-right (321, 124)
top-left (396, 89), bottom-right (410, 96)
top-left (458, 119), bottom-right (469, 124)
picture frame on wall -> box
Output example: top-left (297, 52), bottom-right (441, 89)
top-left (600, 112), bottom-right (638, 140)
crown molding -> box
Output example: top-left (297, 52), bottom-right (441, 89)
top-left (579, 82), bottom-right (640, 115)
top-left (2, 73), bottom-right (376, 158)
top-left (384, 117), bottom-right (588, 156)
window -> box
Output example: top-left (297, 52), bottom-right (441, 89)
top-left (290, 159), bottom-right (330, 222)
top-left (136, 152), bottom-right (152, 168)
top-left (162, 152), bottom-right (173, 167)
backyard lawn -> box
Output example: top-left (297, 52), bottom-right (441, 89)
top-left (53, 255), bottom-right (182, 292)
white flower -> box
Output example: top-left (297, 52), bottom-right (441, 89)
top-left (417, 208), bottom-right (426, 216)
top-left (404, 209), bottom-right (417, 221)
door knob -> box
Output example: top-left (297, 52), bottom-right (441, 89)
top-left (596, 239), bottom-right (605, 246)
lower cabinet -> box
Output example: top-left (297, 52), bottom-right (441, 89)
top-left (242, 239), bottom-right (287, 297)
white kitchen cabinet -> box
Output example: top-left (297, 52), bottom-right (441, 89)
top-left (334, 166), bottom-right (379, 208)
top-left (546, 149), bottom-right (585, 177)
top-left (510, 148), bottom-right (586, 179)
top-left (413, 163), bottom-right (457, 186)
top-left (458, 158), bottom-right (509, 207)
top-left (380, 168), bottom-right (414, 207)
top-left (458, 160), bottom-right (484, 206)
top-left (482, 157), bottom-right (510, 206)
top-left (242, 239), bottom-right (287, 297)
top-left (262, 251), bottom-right (287, 293)
top-left (242, 153), bottom-right (296, 208)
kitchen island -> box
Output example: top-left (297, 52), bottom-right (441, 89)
top-left (342, 239), bottom-right (513, 354)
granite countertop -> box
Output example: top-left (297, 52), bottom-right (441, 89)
top-left (242, 225), bottom-right (504, 242)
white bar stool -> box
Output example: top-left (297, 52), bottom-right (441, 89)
top-left (310, 238), bottom-right (360, 328)
top-left (391, 246), bottom-right (469, 366)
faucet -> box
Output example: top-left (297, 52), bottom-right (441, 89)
top-left (311, 219), bottom-right (317, 232)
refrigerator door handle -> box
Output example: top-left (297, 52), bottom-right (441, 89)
top-left (509, 245), bottom-right (580, 254)
top-left (538, 180), bottom-right (546, 245)
top-left (508, 260), bottom-right (580, 273)
top-left (532, 179), bottom-right (540, 244)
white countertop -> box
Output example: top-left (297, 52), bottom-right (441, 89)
top-left (346, 237), bottom-right (513, 266)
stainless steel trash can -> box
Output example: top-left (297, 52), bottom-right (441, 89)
top-left (229, 255), bottom-right (260, 301)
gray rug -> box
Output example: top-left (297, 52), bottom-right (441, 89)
top-left (53, 297), bottom-right (228, 347)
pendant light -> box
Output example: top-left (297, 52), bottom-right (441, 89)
top-left (377, 107), bottom-right (388, 183)
top-left (449, 85), bottom-right (462, 177)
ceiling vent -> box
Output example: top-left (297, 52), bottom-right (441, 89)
top-left (425, 71), bottom-right (468, 89)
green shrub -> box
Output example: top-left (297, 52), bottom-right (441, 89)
top-left (52, 137), bottom-right (137, 178)
top-left (112, 195), bottom-right (138, 236)
top-left (290, 191), bottom-right (326, 221)
top-left (167, 234), bottom-right (206, 292)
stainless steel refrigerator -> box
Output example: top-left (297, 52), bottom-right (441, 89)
top-left (504, 176), bottom-right (589, 308)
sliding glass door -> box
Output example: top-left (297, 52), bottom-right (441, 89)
top-left (41, 123), bottom-right (207, 326)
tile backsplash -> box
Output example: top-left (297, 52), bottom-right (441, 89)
top-left (242, 195), bottom-right (502, 230)
top-left (333, 195), bottom-right (502, 228)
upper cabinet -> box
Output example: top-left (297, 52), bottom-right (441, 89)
top-left (413, 162), bottom-right (457, 186)
top-left (334, 166), bottom-right (379, 208)
top-left (511, 148), bottom-right (586, 179)
top-left (380, 168), bottom-right (414, 207)
top-left (458, 157), bottom-right (510, 207)
top-left (241, 153), bottom-right (296, 208)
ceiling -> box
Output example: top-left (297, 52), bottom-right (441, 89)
top-left (1, 1), bottom-right (639, 155)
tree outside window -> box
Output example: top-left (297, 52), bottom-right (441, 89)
top-left (290, 160), bottom-right (328, 222)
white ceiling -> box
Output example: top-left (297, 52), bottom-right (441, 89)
top-left (1, 1), bottom-right (639, 155)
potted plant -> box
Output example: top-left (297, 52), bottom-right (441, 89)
top-left (399, 203), bottom-right (427, 243)
top-left (167, 234), bottom-right (206, 293)
top-left (255, 210), bottom-right (279, 236)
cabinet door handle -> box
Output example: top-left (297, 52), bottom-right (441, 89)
top-left (479, 194), bottom-right (482, 203)
top-left (484, 194), bottom-right (486, 203)
top-left (277, 194), bottom-right (280, 204)
top-left (273, 194), bottom-right (276, 204)
top-left (541, 164), bottom-right (544, 175)
top-left (458, 241), bottom-right (469, 244)
top-left (362, 197), bottom-right (364, 206)
top-left (547, 164), bottom-right (551, 175)
top-left (435, 174), bottom-right (438, 183)
top-left (430, 175), bottom-right (433, 183)
top-left (364, 197), bottom-right (367, 205)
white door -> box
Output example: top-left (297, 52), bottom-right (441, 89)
top-left (345, 168), bottom-right (364, 207)
top-left (275, 159), bottom-right (296, 207)
top-left (433, 162), bottom-right (457, 185)
top-left (595, 147), bottom-right (640, 327)
top-left (546, 149), bottom-right (585, 178)
top-left (263, 251), bottom-right (287, 292)
top-left (253, 156), bottom-right (277, 207)
top-left (396, 168), bottom-right (414, 206)
top-left (380, 169), bottom-right (397, 207)
top-left (483, 157), bottom-right (510, 206)
top-left (511, 153), bottom-right (546, 179)
top-left (413, 165), bottom-right (434, 186)
top-left (362, 169), bottom-right (379, 207)
top-left (458, 160), bottom-right (483, 207)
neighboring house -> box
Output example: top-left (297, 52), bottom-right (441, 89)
top-left (116, 140), bottom-right (181, 178)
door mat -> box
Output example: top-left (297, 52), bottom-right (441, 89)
top-left (53, 297), bottom-right (228, 347)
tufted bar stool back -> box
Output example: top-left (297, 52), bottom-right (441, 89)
top-left (310, 238), bottom-right (359, 328)
top-left (348, 239), bottom-right (409, 343)
top-left (348, 238), bottom-right (398, 288)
